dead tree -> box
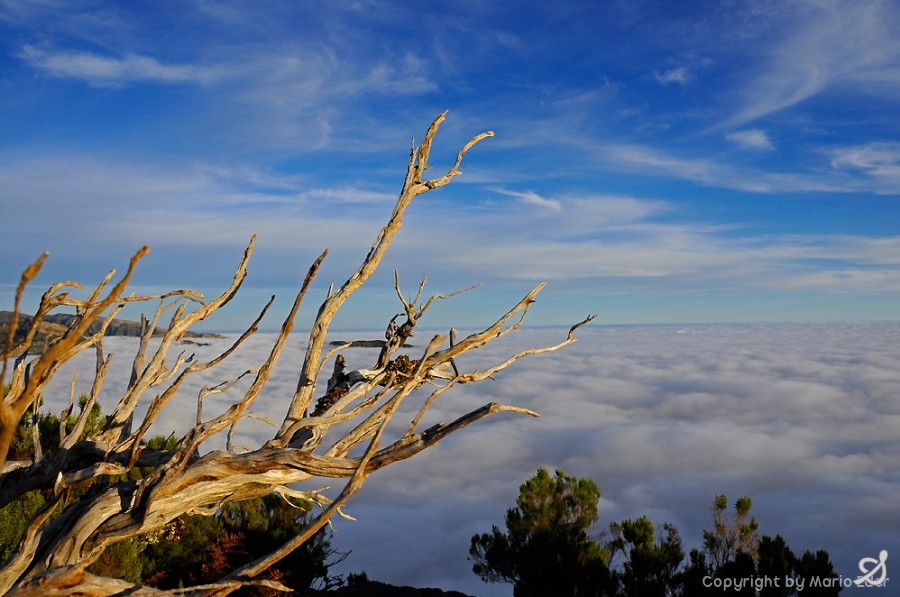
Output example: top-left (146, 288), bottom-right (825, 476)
top-left (0, 113), bottom-right (594, 595)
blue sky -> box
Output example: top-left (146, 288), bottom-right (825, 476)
top-left (2, 0), bottom-right (899, 329)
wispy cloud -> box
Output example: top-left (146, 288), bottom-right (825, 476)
top-left (217, 46), bottom-right (438, 148)
top-left (593, 141), bottom-right (887, 194)
top-left (722, 0), bottom-right (900, 127)
top-left (18, 44), bottom-right (230, 86)
top-left (726, 129), bottom-right (775, 151)
top-left (2, 1), bottom-right (899, 328)
top-left (396, 190), bottom-right (900, 296)
top-left (492, 188), bottom-right (563, 212)
top-left (831, 142), bottom-right (900, 191)
top-left (297, 187), bottom-right (397, 205)
top-left (4, 150), bottom-right (898, 310)
top-left (654, 66), bottom-right (692, 86)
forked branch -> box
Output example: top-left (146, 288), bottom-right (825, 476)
top-left (0, 113), bottom-right (592, 596)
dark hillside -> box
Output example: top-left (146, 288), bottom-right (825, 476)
top-left (309, 580), bottom-right (473, 597)
top-left (0, 310), bottom-right (223, 354)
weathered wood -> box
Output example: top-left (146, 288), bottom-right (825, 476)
top-left (0, 114), bottom-right (594, 595)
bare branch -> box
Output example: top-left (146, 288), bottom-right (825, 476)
top-left (1, 253), bottom-right (47, 365)
top-left (61, 343), bottom-right (107, 451)
top-left (0, 246), bottom-right (150, 473)
top-left (0, 114), bottom-right (595, 595)
top-left (96, 238), bottom-right (256, 447)
top-left (280, 112), bottom-right (493, 432)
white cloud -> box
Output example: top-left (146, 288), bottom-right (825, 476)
top-left (34, 323), bottom-right (900, 595)
top-left (492, 188), bottom-right (562, 212)
top-left (297, 187), bottom-right (397, 205)
top-left (18, 44), bottom-right (230, 86)
top-left (598, 143), bottom-right (727, 185)
top-left (593, 141), bottom-right (884, 194)
top-left (221, 46), bottom-right (437, 147)
top-left (727, 129), bottom-right (775, 151)
top-left (360, 53), bottom-right (437, 95)
top-left (831, 142), bottom-right (900, 190)
top-left (722, 0), bottom-right (900, 127)
top-left (654, 66), bottom-right (692, 86)
top-left (4, 151), bottom-right (899, 314)
top-left (15, 35), bottom-right (436, 148)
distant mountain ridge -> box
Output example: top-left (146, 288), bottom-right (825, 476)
top-left (0, 310), bottom-right (223, 353)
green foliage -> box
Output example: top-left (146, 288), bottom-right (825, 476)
top-left (795, 549), bottom-right (842, 596)
top-left (680, 537), bottom-right (842, 597)
top-left (141, 511), bottom-right (223, 588)
top-left (7, 394), bottom-right (103, 462)
top-left (681, 497), bottom-right (840, 596)
top-left (704, 494), bottom-right (760, 568)
top-left (88, 537), bottom-right (146, 584)
top-left (473, 473), bottom-right (841, 597)
top-left (757, 535), bottom-right (797, 597)
top-left (1, 399), bottom-right (334, 592)
top-left (347, 571), bottom-right (370, 586)
top-left (5, 391), bottom-right (841, 597)
top-left (608, 516), bottom-right (684, 596)
top-left (514, 467), bottom-right (603, 533)
top-left (1, 396), bottom-right (103, 569)
top-left (221, 494), bottom-right (332, 591)
top-left (0, 491), bottom-right (46, 564)
top-left (470, 468), bottom-right (612, 596)
top-left (681, 495), bottom-right (760, 595)
top-left (142, 494), bottom-right (334, 592)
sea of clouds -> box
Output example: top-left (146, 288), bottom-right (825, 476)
top-left (38, 322), bottom-right (899, 596)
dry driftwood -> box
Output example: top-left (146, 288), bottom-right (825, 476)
top-left (0, 113), bottom-right (594, 595)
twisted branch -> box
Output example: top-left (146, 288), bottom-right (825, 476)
top-left (0, 113), bottom-right (592, 596)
